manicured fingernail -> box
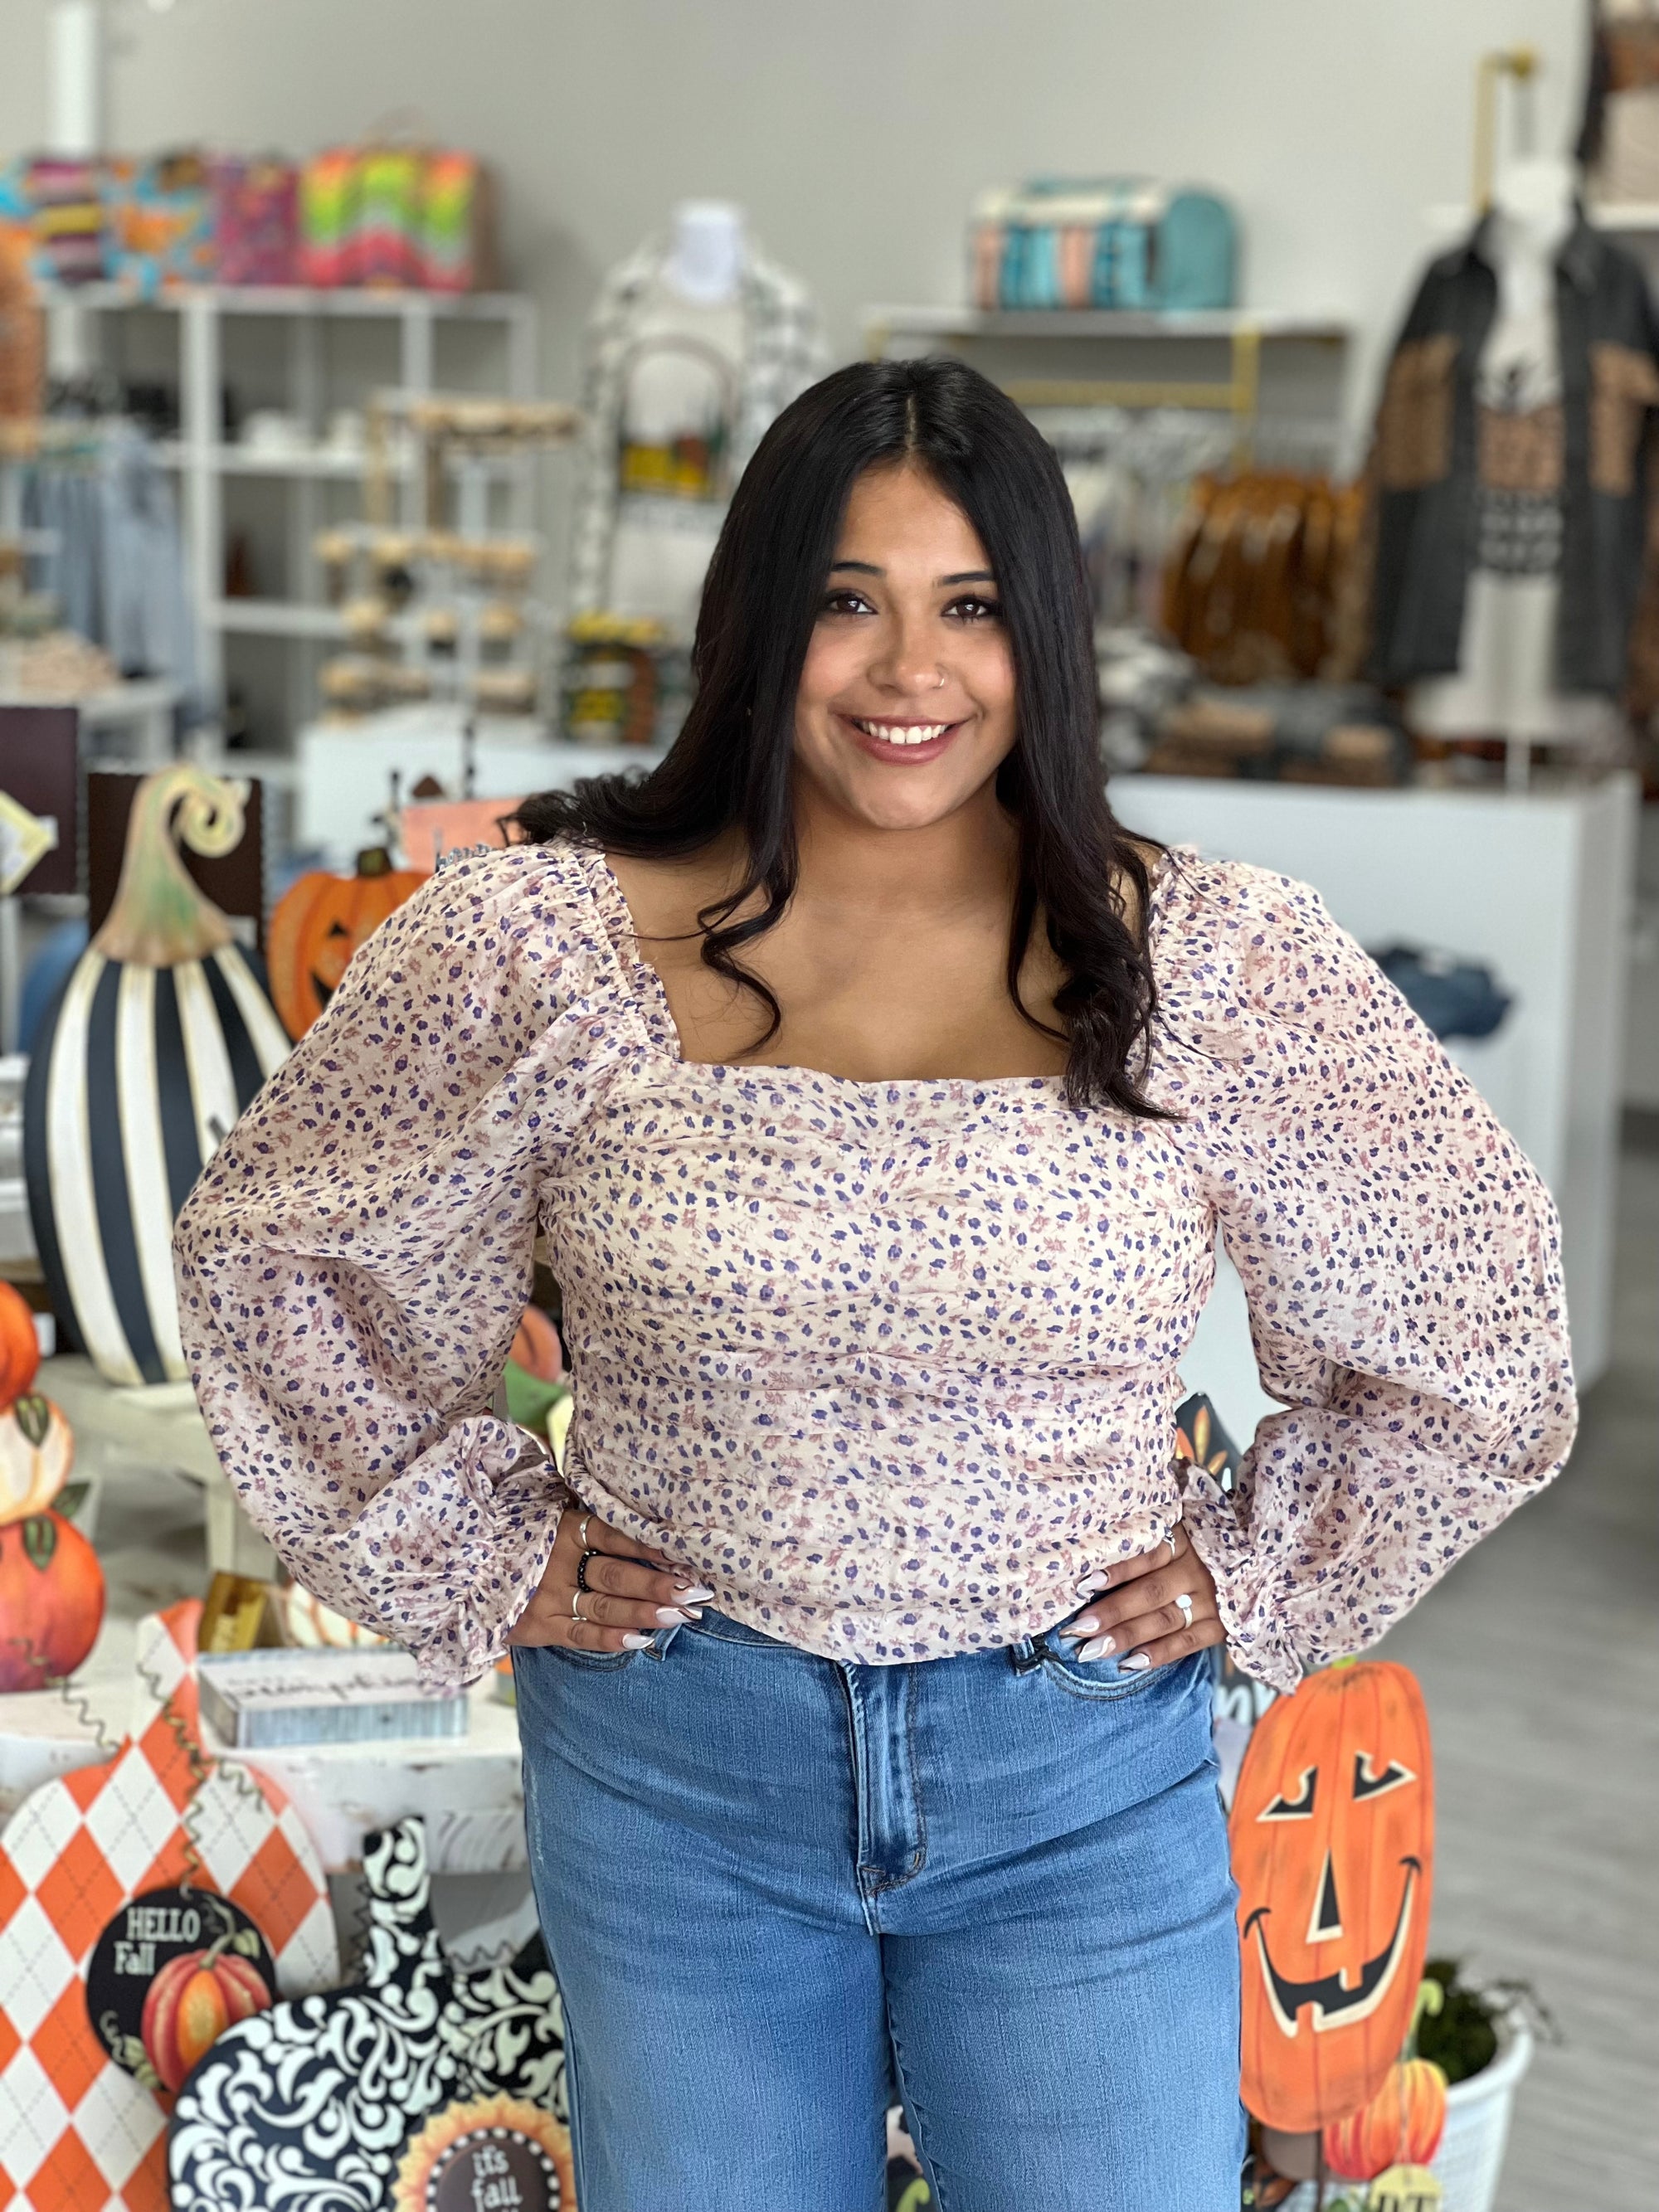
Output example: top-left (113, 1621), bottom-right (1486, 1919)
top-left (622, 1633), bottom-right (654, 1649)
top-left (655, 1606), bottom-right (699, 1624)
top-left (1078, 1634), bottom-right (1117, 1661)
top-left (1074, 1571), bottom-right (1109, 1599)
top-left (1068, 1612), bottom-right (1101, 1637)
top-left (674, 1583), bottom-right (715, 1602)
top-left (1120, 1653), bottom-right (1151, 1671)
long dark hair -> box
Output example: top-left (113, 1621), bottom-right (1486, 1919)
top-left (518, 357), bottom-right (1165, 1116)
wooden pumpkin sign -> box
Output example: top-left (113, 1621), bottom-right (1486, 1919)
top-left (0, 1279), bottom-right (41, 1408)
top-left (23, 766), bottom-right (290, 1386)
top-left (267, 844), bottom-right (423, 1039)
top-left (0, 1490), bottom-right (104, 1687)
top-left (1228, 1660), bottom-right (1434, 2134)
top-left (1324, 2049), bottom-right (1448, 2181)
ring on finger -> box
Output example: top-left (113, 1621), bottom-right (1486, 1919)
top-left (570, 1590), bottom-right (584, 1621)
top-left (577, 1513), bottom-right (592, 1549)
top-left (576, 1548), bottom-right (601, 1594)
top-left (1174, 1591), bottom-right (1194, 1629)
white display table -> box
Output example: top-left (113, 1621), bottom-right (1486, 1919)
top-left (294, 704), bottom-right (666, 870)
top-left (1118, 773), bottom-right (1639, 1386)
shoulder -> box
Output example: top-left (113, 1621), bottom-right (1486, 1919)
top-left (350, 838), bottom-right (625, 1013)
top-left (1146, 847), bottom-right (1403, 1062)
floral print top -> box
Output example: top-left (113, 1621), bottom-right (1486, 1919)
top-left (173, 840), bottom-right (1577, 1693)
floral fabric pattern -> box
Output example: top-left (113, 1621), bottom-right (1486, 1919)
top-left (173, 842), bottom-right (1577, 1694)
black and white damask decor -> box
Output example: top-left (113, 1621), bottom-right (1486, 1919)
top-left (168, 1819), bottom-right (568, 2211)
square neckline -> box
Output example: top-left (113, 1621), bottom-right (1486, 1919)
top-left (575, 840), bottom-right (1182, 1097)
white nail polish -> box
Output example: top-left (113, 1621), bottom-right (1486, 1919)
top-left (622, 1633), bottom-right (653, 1649)
top-left (1074, 1572), bottom-right (1109, 1599)
top-left (655, 1606), bottom-right (698, 1624)
top-left (1069, 1612), bottom-right (1100, 1637)
top-left (1078, 1634), bottom-right (1117, 1662)
top-left (1120, 1653), bottom-right (1151, 1671)
top-left (674, 1583), bottom-right (715, 1602)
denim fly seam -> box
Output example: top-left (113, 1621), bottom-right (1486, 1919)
top-left (839, 1662), bottom-right (927, 1926)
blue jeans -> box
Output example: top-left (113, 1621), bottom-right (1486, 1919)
top-left (514, 1610), bottom-right (1243, 2212)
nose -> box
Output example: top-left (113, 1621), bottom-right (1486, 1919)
top-left (867, 610), bottom-right (946, 696)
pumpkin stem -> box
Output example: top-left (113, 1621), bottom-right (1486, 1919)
top-left (91, 766), bottom-right (247, 968)
top-left (1406, 1975), bottom-right (1444, 2060)
top-left (356, 846), bottom-right (392, 878)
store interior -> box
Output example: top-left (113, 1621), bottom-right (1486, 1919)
top-left (0, 3), bottom-right (1654, 2210)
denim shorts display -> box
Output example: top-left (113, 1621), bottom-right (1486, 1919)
top-left (514, 1608), bottom-right (1245, 2212)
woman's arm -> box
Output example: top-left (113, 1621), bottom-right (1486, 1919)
top-left (173, 848), bottom-right (585, 1686)
top-left (1170, 864), bottom-right (1578, 1694)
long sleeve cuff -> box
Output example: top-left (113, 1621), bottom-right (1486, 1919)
top-left (1178, 1464), bottom-right (1304, 1695)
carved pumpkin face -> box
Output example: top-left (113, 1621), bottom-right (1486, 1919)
top-left (1229, 1660), bottom-right (1434, 2132)
top-left (268, 849), bottom-right (424, 1041)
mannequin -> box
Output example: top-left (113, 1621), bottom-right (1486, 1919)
top-left (662, 202), bottom-right (746, 307)
top-left (568, 207), bottom-right (822, 641)
top-left (1410, 156), bottom-right (1620, 778)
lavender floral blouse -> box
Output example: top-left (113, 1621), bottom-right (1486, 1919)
top-left (173, 840), bottom-right (1577, 1693)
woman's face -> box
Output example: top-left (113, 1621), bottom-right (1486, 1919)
top-left (793, 459), bottom-right (1018, 833)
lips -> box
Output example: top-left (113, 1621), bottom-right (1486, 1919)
top-left (841, 712), bottom-right (965, 764)
top-left (1245, 1860), bottom-right (1420, 2036)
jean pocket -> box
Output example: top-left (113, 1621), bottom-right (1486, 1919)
top-left (517, 1639), bottom-right (640, 1675)
top-left (1037, 1637), bottom-right (1199, 1703)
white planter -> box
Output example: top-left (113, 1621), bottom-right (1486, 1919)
top-left (1277, 2014), bottom-right (1534, 2212)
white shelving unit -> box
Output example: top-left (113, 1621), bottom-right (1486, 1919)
top-left (42, 283), bottom-right (541, 722)
top-left (863, 305), bottom-right (1352, 449)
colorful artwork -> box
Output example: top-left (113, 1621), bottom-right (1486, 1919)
top-left (169, 1817), bottom-right (568, 2212)
top-left (1229, 1660), bottom-right (1435, 2134)
top-left (0, 1602), bottom-right (336, 2212)
top-left (22, 767), bottom-right (289, 1385)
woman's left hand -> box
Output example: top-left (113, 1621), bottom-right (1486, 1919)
top-left (1058, 1521), bottom-right (1224, 1672)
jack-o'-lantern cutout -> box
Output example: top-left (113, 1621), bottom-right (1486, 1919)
top-left (1229, 1659), bottom-right (1434, 2133)
top-left (268, 846), bottom-right (424, 1040)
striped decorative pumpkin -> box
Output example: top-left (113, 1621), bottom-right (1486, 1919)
top-left (23, 766), bottom-right (289, 1386)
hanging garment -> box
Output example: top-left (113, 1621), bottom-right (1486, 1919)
top-left (21, 422), bottom-right (200, 707)
top-left (567, 237), bottom-right (823, 636)
top-left (1337, 213), bottom-right (1659, 713)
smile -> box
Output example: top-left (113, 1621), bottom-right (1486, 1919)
top-left (1245, 1860), bottom-right (1420, 2035)
top-left (843, 714), bottom-right (964, 761)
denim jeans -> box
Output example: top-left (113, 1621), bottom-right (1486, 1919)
top-left (514, 1609), bottom-right (1243, 2212)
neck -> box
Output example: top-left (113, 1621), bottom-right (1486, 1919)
top-left (786, 775), bottom-right (1018, 920)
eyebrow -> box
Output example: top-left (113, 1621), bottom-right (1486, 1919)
top-left (829, 562), bottom-right (997, 586)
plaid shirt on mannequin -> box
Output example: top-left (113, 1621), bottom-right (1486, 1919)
top-left (567, 237), bottom-right (825, 620)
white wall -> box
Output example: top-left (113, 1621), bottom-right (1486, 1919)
top-left (0, 0), bottom-right (1593, 417)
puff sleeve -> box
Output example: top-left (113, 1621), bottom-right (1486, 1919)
top-left (173, 845), bottom-right (608, 1686)
top-left (1164, 860), bottom-right (1578, 1693)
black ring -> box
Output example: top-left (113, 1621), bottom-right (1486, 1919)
top-left (576, 1548), bottom-right (601, 1594)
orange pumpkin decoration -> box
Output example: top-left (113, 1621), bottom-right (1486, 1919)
top-left (0, 1393), bottom-right (74, 1524)
top-left (0, 1509), bottom-right (105, 1688)
top-left (1324, 2052), bottom-right (1448, 2180)
top-left (268, 846), bottom-right (424, 1040)
top-left (0, 1283), bottom-right (40, 1412)
top-left (510, 1305), bottom-right (564, 1384)
top-left (1229, 1660), bottom-right (1434, 2133)
top-left (140, 1912), bottom-right (272, 2092)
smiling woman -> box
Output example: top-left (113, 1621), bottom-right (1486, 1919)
top-left (174, 357), bottom-right (1576, 2212)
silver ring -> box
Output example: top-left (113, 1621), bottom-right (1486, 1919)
top-left (570, 1590), bottom-right (584, 1621)
top-left (577, 1514), bottom-right (592, 1549)
top-left (1175, 1591), bottom-right (1194, 1629)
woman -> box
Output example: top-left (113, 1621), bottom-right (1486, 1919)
top-left (174, 359), bottom-right (1576, 2212)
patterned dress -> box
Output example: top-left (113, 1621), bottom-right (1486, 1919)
top-left (173, 842), bottom-right (1577, 1693)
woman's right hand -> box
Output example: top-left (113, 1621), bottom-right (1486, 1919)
top-left (508, 1505), bottom-right (714, 1654)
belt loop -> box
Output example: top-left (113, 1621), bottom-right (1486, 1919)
top-left (644, 1620), bottom-right (684, 1662)
top-left (1008, 1634), bottom-right (1045, 1676)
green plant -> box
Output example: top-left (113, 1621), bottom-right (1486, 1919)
top-left (1417, 1957), bottom-right (1500, 2084)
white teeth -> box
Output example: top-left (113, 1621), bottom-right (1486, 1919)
top-left (857, 720), bottom-right (948, 746)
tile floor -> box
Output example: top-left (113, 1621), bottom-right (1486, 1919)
top-left (72, 1145), bottom-right (1659, 2210)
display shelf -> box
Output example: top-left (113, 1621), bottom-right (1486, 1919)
top-left (41, 283), bottom-right (544, 731)
top-left (863, 304), bottom-right (1351, 343)
top-left (862, 304), bottom-right (1351, 448)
